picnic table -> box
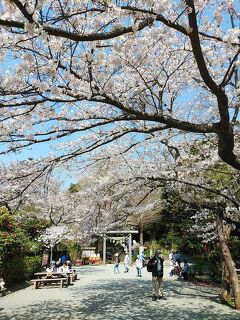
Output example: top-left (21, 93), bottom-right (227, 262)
top-left (31, 270), bottom-right (77, 289)
top-left (30, 277), bottom-right (68, 289)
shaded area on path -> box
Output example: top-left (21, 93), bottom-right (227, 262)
top-left (0, 265), bottom-right (239, 320)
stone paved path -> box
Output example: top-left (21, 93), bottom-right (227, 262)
top-left (0, 264), bottom-right (239, 320)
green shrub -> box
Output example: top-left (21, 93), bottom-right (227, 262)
top-left (191, 255), bottom-right (221, 283)
top-left (3, 255), bottom-right (42, 286)
top-left (144, 240), bottom-right (163, 258)
top-left (66, 241), bottom-right (81, 261)
top-left (23, 256), bottom-right (42, 280)
top-left (0, 207), bottom-right (46, 287)
top-left (3, 254), bottom-right (25, 286)
top-left (191, 256), bottom-right (205, 275)
top-left (0, 207), bottom-right (27, 286)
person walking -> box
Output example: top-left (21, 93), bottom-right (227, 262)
top-left (169, 250), bottom-right (174, 263)
top-left (135, 255), bottom-right (143, 277)
top-left (140, 250), bottom-right (145, 268)
top-left (147, 249), bottom-right (166, 301)
top-left (124, 252), bottom-right (130, 273)
top-left (114, 253), bottom-right (120, 274)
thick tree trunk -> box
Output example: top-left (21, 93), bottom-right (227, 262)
top-left (220, 227), bottom-right (231, 304)
top-left (217, 218), bottom-right (240, 309)
top-left (220, 262), bottom-right (231, 304)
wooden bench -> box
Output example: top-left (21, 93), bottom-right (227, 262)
top-left (68, 274), bottom-right (76, 284)
top-left (71, 271), bottom-right (77, 281)
top-left (30, 277), bottom-right (68, 289)
top-left (34, 271), bottom-right (77, 285)
top-left (59, 272), bottom-right (77, 284)
top-left (62, 272), bottom-right (77, 285)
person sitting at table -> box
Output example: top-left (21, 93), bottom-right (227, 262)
top-left (46, 264), bottom-right (51, 273)
top-left (45, 265), bottom-right (58, 279)
top-left (50, 260), bottom-right (57, 271)
top-left (58, 262), bottom-right (70, 273)
top-left (180, 260), bottom-right (190, 280)
top-left (67, 260), bottom-right (72, 269)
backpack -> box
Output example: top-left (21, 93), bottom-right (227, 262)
top-left (146, 260), bottom-right (154, 272)
top-left (147, 258), bottom-right (163, 273)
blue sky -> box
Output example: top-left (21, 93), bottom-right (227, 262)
top-left (0, 1), bottom-right (239, 188)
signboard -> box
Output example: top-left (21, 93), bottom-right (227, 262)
top-left (81, 247), bottom-right (96, 258)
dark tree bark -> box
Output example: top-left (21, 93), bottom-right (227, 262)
top-left (139, 223), bottom-right (144, 246)
top-left (217, 217), bottom-right (240, 309)
top-left (220, 261), bottom-right (231, 304)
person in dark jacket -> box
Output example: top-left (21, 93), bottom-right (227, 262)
top-left (148, 249), bottom-right (166, 301)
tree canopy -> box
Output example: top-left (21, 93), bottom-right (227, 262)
top-left (0, 0), bottom-right (239, 174)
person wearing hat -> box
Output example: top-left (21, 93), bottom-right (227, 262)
top-left (147, 249), bottom-right (166, 301)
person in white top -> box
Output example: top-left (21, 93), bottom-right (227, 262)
top-left (169, 251), bottom-right (173, 261)
top-left (124, 252), bottom-right (130, 273)
top-left (135, 255), bottom-right (143, 277)
top-left (46, 265), bottom-right (51, 273)
top-left (114, 253), bottom-right (120, 274)
top-left (59, 262), bottom-right (70, 273)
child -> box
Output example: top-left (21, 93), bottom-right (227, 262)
top-left (135, 255), bottom-right (143, 277)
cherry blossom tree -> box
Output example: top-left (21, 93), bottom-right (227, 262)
top-left (0, 0), bottom-right (239, 241)
top-left (0, 0), bottom-right (239, 172)
top-left (0, 158), bottom-right (55, 211)
top-left (126, 204), bottom-right (163, 246)
top-left (70, 139), bottom-right (240, 308)
top-left (1, 136), bottom-right (239, 306)
top-left (0, 0), bottom-right (240, 308)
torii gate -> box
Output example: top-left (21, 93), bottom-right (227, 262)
top-left (102, 230), bottom-right (138, 265)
